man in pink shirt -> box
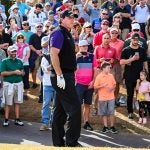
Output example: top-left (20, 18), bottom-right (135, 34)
top-left (93, 19), bottom-right (109, 48)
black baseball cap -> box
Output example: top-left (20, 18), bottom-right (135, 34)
top-left (60, 10), bottom-right (74, 19)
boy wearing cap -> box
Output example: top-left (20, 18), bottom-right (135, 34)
top-left (75, 40), bottom-right (94, 131)
top-left (94, 62), bottom-right (117, 134)
top-left (120, 33), bottom-right (148, 119)
top-left (0, 45), bottom-right (24, 127)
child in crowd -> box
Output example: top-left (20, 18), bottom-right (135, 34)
top-left (94, 62), bottom-right (117, 134)
top-left (136, 71), bottom-right (150, 125)
top-left (75, 40), bottom-right (94, 131)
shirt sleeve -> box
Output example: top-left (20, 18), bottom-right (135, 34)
top-left (50, 30), bottom-right (64, 49)
top-left (0, 60), bottom-right (6, 72)
top-left (121, 48), bottom-right (128, 59)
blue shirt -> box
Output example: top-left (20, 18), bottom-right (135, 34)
top-left (0, 4), bottom-right (5, 12)
top-left (92, 18), bottom-right (102, 33)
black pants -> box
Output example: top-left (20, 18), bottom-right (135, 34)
top-left (51, 73), bottom-right (81, 146)
top-left (23, 65), bottom-right (30, 89)
top-left (125, 80), bottom-right (137, 114)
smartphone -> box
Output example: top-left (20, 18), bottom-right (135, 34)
top-left (135, 52), bottom-right (139, 57)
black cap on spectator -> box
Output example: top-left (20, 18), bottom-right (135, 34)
top-left (60, 10), bottom-right (74, 19)
top-left (92, 0), bottom-right (98, 3)
top-left (131, 33), bottom-right (140, 39)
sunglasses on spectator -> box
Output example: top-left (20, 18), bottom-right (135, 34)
top-left (86, 26), bottom-right (92, 28)
top-left (111, 32), bottom-right (118, 34)
top-left (92, 1), bottom-right (98, 4)
top-left (73, 9), bottom-right (79, 11)
top-left (120, 1), bottom-right (125, 3)
top-left (18, 36), bottom-right (24, 39)
top-left (37, 26), bottom-right (43, 28)
top-left (102, 13), bottom-right (108, 15)
top-left (102, 23), bottom-right (109, 26)
top-left (23, 23), bottom-right (29, 26)
top-left (133, 29), bottom-right (139, 32)
top-left (11, 50), bottom-right (17, 53)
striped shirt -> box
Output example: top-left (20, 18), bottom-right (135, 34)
top-left (75, 53), bottom-right (94, 85)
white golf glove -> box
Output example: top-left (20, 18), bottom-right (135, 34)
top-left (57, 74), bottom-right (65, 90)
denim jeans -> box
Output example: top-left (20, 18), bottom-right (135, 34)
top-left (41, 85), bottom-right (55, 125)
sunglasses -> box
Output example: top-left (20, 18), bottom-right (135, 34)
top-left (102, 13), bottom-right (108, 15)
top-left (102, 23), bottom-right (109, 26)
top-left (133, 29), bottom-right (139, 32)
top-left (18, 36), bottom-right (24, 39)
top-left (120, 1), bottom-right (125, 3)
top-left (11, 50), bottom-right (17, 53)
top-left (37, 26), bottom-right (43, 28)
top-left (92, 1), bottom-right (98, 4)
top-left (111, 32), bottom-right (118, 34)
top-left (23, 23), bottom-right (29, 26)
top-left (86, 26), bottom-right (92, 28)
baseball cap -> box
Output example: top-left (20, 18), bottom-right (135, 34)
top-left (92, 0), bottom-right (98, 3)
top-left (110, 27), bottom-right (118, 33)
top-left (60, 10), bottom-right (74, 18)
top-left (63, 0), bottom-right (70, 3)
top-left (48, 10), bottom-right (54, 16)
top-left (132, 23), bottom-right (140, 30)
top-left (11, 5), bottom-right (19, 10)
top-left (35, 22), bottom-right (43, 27)
top-left (83, 22), bottom-right (92, 28)
top-left (78, 40), bottom-right (88, 46)
top-left (8, 45), bottom-right (17, 52)
top-left (45, 2), bottom-right (51, 6)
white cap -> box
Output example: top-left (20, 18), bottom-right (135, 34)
top-left (63, 0), bottom-right (69, 3)
top-left (132, 23), bottom-right (140, 30)
top-left (8, 45), bottom-right (17, 52)
top-left (83, 22), bottom-right (92, 28)
top-left (78, 40), bottom-right (88, 46)
top-left (45, 2), bottom-right (51, 6)
top-left (11, 5), bottom-right (19, 11)
top-left (110, 27), bottom-right (118, 33)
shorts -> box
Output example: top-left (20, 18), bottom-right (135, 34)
top-left (3, 82), bottom-right (23, 106)
top-left (98, 100), bottom-right (115, 116)
top-left (29, 56), bottom-right (41, 72)
top-left (76, 83), bottom-right (93, 105)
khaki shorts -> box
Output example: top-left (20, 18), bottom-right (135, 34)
top-left (34, 56), bottom-right (41, 70)
top-left (3, 82), bottom-right (23, 106)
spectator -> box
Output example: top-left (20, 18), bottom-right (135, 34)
top-left (40, 37), bottom-right (55, 131)
top-left (60, 0), bottom-right (72, 11)
top-left (9, 0), bottom-right (31, 21)
top-left (47, 10), bottom-right (59, 27)
top-left (84, 0), bottom-right (100, 23)
top-left (12, 21), bottom-right (34, 44)
top-left (92, 9), bottom-right (109, 33)
top-left (0, 22), bottom-right (13, 55)
top-left (124, 23), bottom-right (147, 50)
top-left (113, 0), bottom-right (131, 40)
top-left (94, 62), bottom-right (117, 134)
top-left (44, 2), bottom-right (52, 19)
top-left (0, 45), bottom-right (24, 127)
top-left (28, 3), bottom-right (46, 32)
top-left (29, 23), bottom-right (46, 89)
top-left (75, 40), bottom-right (94, 131)
top-left (9, 5), bottom-right (23, 29)
top-left (0, 7), bottom-right (6, 27)
top-left (93, 19), bottom-right (109, 48)
top-left (43, 20), bottom-right (51, 35)
top-left (134, 0), bottom-right (150, 39)
top-left (101, 0), bottom-right (118, 21)
top-left (120, 33), bottom-right (148, 119)
top-left (79, 22), bottom-right (95, 53)
top-left (136, 70), bottom-right (150, 125)
top-left (14, 34), bottom-right (30, 100)
top-left (5, 17), bottom-right (20, 38)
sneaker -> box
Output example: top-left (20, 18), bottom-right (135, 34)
top-left (109, 126), bottom-right (118, 134)
top-left (14, 119), bottom-right (24, 126)
top-left (128, 113), bottom-right (133, 119)
top-left (138, 118), bottom-right (143, 124)
top-left (83, 122), bottom-right (93, 131)
top-left (92, 108), bottom-right (98, 116)
top-left (3, 119), bottom-right (9, 127)
top-left (40, 124), bottom-right (49, 131)
top-left (142, 118), bottom-right (147, 125)
top-left (32, 83), bottom-right (38, 89)
top-left (100, 126), bottom-right (109, 134)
